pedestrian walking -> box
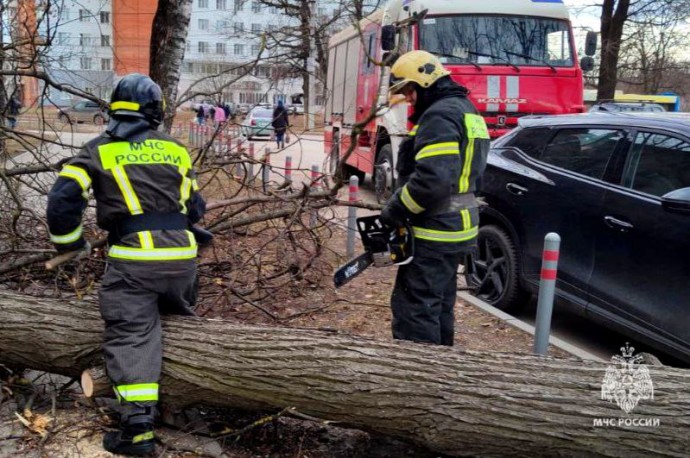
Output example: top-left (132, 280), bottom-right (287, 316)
top-left (7, 95), bottom-right (21, 129)
top-left (271, 100), bottom-right (289, 149)
top-left (196, 105), bottom-right (205, 125)
top-left (214, 102), bottom-right (226, 128)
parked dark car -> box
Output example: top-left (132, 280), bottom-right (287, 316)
top-left (467, 112), bottom-right (690, 362)
top-left (58, 100), bottom-right (109, 124)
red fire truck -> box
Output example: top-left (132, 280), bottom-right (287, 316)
top-left (324, 0), bottom-right (596, 201)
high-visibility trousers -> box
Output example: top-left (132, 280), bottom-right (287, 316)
top-left (98, 259), bottom-right (197, 407)
top-left (390, 243), bottom-right (468, 346)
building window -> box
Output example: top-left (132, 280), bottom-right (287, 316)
top-left (186, 41), bottom-right (191, 52)
top-left (233, 22), bottom-right (244, 33)
top-left (59, 8), bottom-right (69, 20)
top-left (101, 58), bottom-right (111, 70)
top-left (251, 1), bottom-right (261, 13)
top-left (100, 11), bottom-right (110, 23)
top-left (198, 41), bottom-right (209, 53)
top-left (79, 9), bottom-right (88, 21)
top-left (217, 0), bottom-right (226, 9)
top-left (101, 35), bottom-right (110, 47)
top-left (79, 34), bottom-right (92, 46)
top-left (216, 20), bottom-right (228, 31)
top-left (269, 6), bottom-right (278, 14)
top-left (234, 0), bottom-right (244, 12)
top-left (251, 23), bottom-right (261, 33)
top-left (317, 7), bottom-right (326, 16)
top-left (251, 44), bottom-right (260, 56)
top-left (198, 19), bottom-right (209, 30)
top-left (57, 32), bottom-right (69, 45)
top-left (80, 57), bottom-right (92, 70)
top-left (199, 0), bottom-right (208, 8)
top-left (234, 44), bottom-right (244, 55)
top-left (216, 42), bottom-right (226, 54)
top-left (183, 62), bottom-right (194, 73)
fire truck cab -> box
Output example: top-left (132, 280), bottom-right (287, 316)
top-left (325, 0), bottom-right (592, 202)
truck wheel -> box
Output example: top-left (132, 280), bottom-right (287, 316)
top-left (374, 144), bottom-right (394, 204)
top-left (329, 139), bottom-right (365, 184)
top-left (465, 225), bottom-right (529, 311)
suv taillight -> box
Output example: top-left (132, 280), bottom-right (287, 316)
top-left (251, 119), bottom-right (256, 126)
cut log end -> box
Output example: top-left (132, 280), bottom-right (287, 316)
top-left (81, 368), bottom-right (112, 399)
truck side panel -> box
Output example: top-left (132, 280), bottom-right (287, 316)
top-left (343, 38), bottom-right (360, 126)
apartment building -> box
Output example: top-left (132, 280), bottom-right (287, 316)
top-left (29, 0), bottom-right (340, 107)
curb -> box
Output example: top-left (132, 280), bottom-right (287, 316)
top-left (458, 291), bottom-right (606, 362)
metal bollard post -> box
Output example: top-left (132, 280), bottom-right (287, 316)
top-left (533, 233), bottom-right (561, 356)
top-left (188, 121), bottom-right (193, 144)
top-left (347, 176), bottom-right (359, 258)
top-left (262, 147), bottom-right (271, 192)
top-left (310, 164), bottom-right (321, 188)
top-left (247, 142), bottom-right (254, 182)
top-left (310, 164), bottom-right (321, 227)
top-left (285, 155), bottom-right (292, 182)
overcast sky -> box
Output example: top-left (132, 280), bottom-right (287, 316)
top-left (564, 0), bottom-right (602, 30)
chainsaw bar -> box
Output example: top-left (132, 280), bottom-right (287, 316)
top-left (333, 252), bottom-right (374, 288)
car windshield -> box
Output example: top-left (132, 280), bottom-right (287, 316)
top-left (251, 109), bottom-right (273, 118)
top-left (419, 15), bottom-right (574, 67)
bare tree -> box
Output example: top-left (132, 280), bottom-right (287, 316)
top-left (150, 0), bottom-right (194, 132)
top-left (617, 9), bottom-right (690, 94)
top-left (595, 0), bottom-right (690, 100)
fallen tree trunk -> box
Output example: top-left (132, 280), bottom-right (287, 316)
top-left (0, 290), bottom-right (688, 456)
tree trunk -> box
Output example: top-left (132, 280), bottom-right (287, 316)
top-left (0, 0), bottom-right (7, 157)
top-left (149, 0), bottom-right (193, 132)
top-left (0, 290), bottom-right (689, 456)
top-left (597, 0), bottom-right (631, 101)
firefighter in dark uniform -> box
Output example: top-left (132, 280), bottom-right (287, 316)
top-left (381, 51), bottom-right (489, 346)
top-left (47, 74), bottom-right (206, 455)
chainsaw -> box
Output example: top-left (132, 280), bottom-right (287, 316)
top-left (333, 215), bottom-right (414, 288)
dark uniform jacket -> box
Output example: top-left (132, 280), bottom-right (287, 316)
top-left (47, 130), bottom-right (205, 262)
top-left (388, 88), bottom-right (489, 249)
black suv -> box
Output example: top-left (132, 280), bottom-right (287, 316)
top-left (467, 113), bottom-right (690, 362)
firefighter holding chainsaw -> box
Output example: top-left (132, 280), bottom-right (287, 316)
top-left (380, 50), bottom-right (489, 346)
top-left (47, 74), bottom-right (206, 455)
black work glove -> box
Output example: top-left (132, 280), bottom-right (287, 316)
top-left (380, 191), bottom-right (408, 228)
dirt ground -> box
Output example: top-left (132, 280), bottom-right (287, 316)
top-left (0, 128), bottom-right (568, 456)
top-left (0, 224), bottom-right (571, 458)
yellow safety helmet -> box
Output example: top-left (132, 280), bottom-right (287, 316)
top-left (389, 50), bottom-right (450, 94)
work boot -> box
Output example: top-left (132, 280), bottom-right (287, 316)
top-left (103, 406), bottom-right (155, 456)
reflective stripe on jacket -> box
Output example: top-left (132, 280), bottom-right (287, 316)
top-left (394, 96), bottom-right (489, 245)
top-left (47, 130), bottom-right (206, 260)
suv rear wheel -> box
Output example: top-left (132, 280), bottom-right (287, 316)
top-left (466, 225), bottom-right (528, 311)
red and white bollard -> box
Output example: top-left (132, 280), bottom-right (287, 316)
top-left (346, 175), bottom-right (359, 257)
top-left (262, 148), bottom-right (271, 192)
top-left (285, 155), bottom-right (292, 182)
top-left (533, 233), bottom-right (561, 355)
top-left (310, 164), bottom-right (322, 188)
